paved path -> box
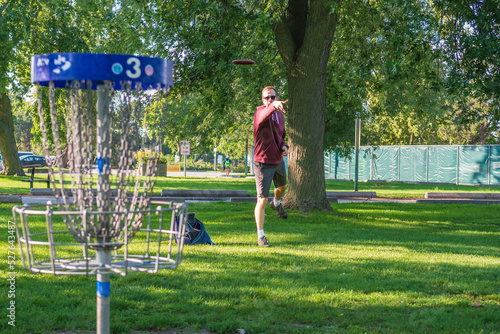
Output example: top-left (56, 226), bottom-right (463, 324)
top-left (2, 170), bottom-right (499, 205)
top-left (11, 194), bottom-right (500, 205)
top-left (165, 171), bottom-right (253, 178)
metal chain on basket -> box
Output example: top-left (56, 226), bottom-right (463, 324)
top-left (94, 80), bottom-right (113, 245)
top-left (20, 54), bottom-right (182, 298)
top-left (72, 80), bottom-right (85, 210)
top-left (110, 80), bottom-right (135, 238)
top-left (134, 82), bottom-right (163, 234)
top-left (47, 82), bottom-right (67, 201)
top-left (80, 80), bottom-right (94, 211)
top-left (66, 81), bottom-right (77, 197)
top-left (36, 85), bottom-right (62, 204)
top-left (119, 81), bottom-right (156, 239)
top-left (35, 85), bottom-right (52, 180)
top-left (37, 82), bottom-right (83, 241)
top-left (33, 78), bottom-right (167, 248)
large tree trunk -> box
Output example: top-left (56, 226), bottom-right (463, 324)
top-left (273, 0), bottom-right (340, 211)
top-left (0, 92), bottom-right (25, 176)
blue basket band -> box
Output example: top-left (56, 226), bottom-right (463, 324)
top-left (96, 281), bottom-right (110, 297)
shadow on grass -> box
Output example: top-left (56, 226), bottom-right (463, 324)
top-left (200, 201), bottom-right (500, 257)
top-left (2, 201), bottom-right (499, 333)
top-left (9, 253), bottom-right (499, 334)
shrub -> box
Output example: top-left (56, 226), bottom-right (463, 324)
top-left (135, 149), bottom-right (167, 165)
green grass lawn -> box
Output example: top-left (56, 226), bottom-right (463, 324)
top-left (2, 174), bottom-right (500, 198)
top-left (1, 201), bottom-right (499, 333)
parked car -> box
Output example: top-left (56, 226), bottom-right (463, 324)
top-left (18, 151), bottom-right (35, 157)
top-left (19, 155), bottom-right (47, 168)
top-left (47, 156), bottom-right (56, 166)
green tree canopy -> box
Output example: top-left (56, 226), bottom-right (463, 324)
top-left (4, 0), bottom-right (499, 205)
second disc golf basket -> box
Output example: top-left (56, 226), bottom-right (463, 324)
top-left (12, 53), bottom-right (187, 334)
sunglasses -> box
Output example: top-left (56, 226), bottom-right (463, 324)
top-left (262, 95), bottom-right (276, 100)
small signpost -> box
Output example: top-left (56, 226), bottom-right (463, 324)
top-left (213, 145), bottom-right (217, 171)
top-left (354, 119), bottom-right (361, 191)
top-left (180, 141), bottom-right (190, 176)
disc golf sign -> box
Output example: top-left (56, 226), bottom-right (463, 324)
top-left (32, 53), bottom-right (173, 89)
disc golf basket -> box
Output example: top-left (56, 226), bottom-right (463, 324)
top-left (12, 53), bottom-right (187, 334)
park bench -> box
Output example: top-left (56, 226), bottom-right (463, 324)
top-left (21, 167), bottom-right (50, 189)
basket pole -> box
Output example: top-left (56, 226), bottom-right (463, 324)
top-left (96, 249), bottom-right (111, 334)
top-left (96, 84), bottom-right (111, 334)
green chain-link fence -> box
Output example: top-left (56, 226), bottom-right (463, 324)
top-left (325, 145), bottom-right (500, 185)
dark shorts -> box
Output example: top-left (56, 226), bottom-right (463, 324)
top-left (254, 161), bottom-right (287, 198)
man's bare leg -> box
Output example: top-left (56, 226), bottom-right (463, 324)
top-left (255, 197), bottom-right (267, 230)
top-left (274, 185), bottom-right (286, 201)
top-left (255, 197), bottom-right (270, 246)
top-left (270, 185), bottom-right (288, 219)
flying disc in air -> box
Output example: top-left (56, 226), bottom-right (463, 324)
top-left (232, 59), bottom-right (255, 65)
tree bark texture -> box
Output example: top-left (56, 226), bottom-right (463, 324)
top-left (0, 92), bottom-right (25, 175)
top-left (273, 0), bottom-right (340, 210)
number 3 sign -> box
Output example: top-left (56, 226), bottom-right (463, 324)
top-left (32, 53), bottom-right (173, 90)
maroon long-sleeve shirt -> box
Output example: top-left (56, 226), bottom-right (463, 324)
top-left (253, 104), bottom-right (288, 164)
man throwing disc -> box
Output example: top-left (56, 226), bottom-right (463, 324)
top-left (253, 86), bottom-right (289, 247)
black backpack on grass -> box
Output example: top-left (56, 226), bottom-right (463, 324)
top-left (174, 212), bottom-right (214, 245)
